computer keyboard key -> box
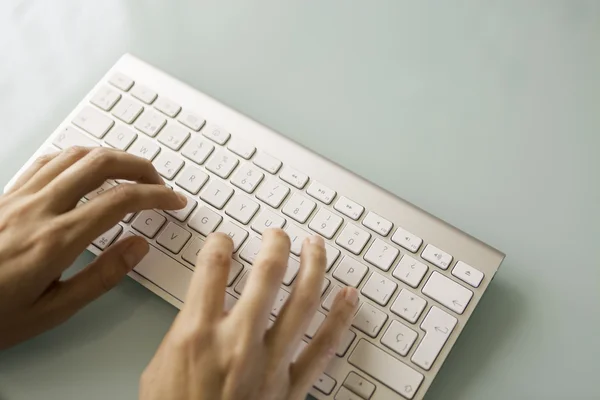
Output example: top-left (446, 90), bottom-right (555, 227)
top-left (251, 209), bottom-right (286, 234)
top-left (313, 373), bottom-right (336, 395)
top-left (90, 86), bottom-right (121, 111)
top-left (215, 220), bottom-right (248, 252)
top-left (391, 289), bottom-right (427, 324)
top-left (122, 212), bottom-right (135, 223)
top-left (177, 110), bottom-right (205, 131)
top-left (336, 329), bottom-right (356, 357)
top-left (181, 135), bottom-right (214, 165)
top-left (322, 285), bottom-right (342, 311)
top-left (181, 237), bottom-right (205, 265)
top-left (361, 271), bottom-right (397, 306)
top-left (104, 125), bottom-right (137, 150)
top-left (132, 210), bottom-right (166, 238)
top-left (130, 84), bottom-right (157, 104)
top-left (305, 310), bottom-right (326, 338)
top-left (72, 106), bottom-right (114, 139)
top-left (381, 320), bottom-right (418, 357)
top-left (225, 194), bottom-right (260, 225)
top-left (227, 138), bottom-right (256, 159)
top-left (240, 236), bottom-right (262, 264)
top-left (412, 306), bottom-right (457, 370)
top-left (157, 222), bottom-right (192, 254)
top-left (271, 287), bottom-right (290, 316)
top-left (127, 137), bottom-right (160, 160)
top-left (343, 372), bottom-right (376, 399)
top-left (154, 97), bottom-right (181, 118)
top-left (321, 278), bottom-right (330, 295)
top-left (227, 260), bottom-right (244, 286)
top-left (188, 206), bottom-right (222, 236)
top-left (279, 166), bottom-right (308, 189)
top-left (165, 194), bottom-right (197, 222)
top-left (224, 292), bottom-right (238, 311)
top-left (335, 224), bottom-right (371, 255)
top-left (324, 243), bottom-right (340, 271)
top-left (234, 270), bottom-right (251, 295)
top-left (109, 72), bottom-right (134, 91)
top-left (352, 303), bottom-right (387, 337)
top-left (392, 255), bottom-right (428, 288)
top-left (157, 124), bottom-right (190, 151)
top-left (333, 256), bottom-right (368, 287)
top-left (334, 196), bottom-right (364, 220)
top-left (256, 179), bottom-right (290, 208)
top-left (306, 181), bottom-right (336, 205)
top-left (422, 271), bottom-right (473, 314)
top-left (53, 126), bottom-right (98, 149)
top-left (206, 150), bottom-right (239, 179)
top-left (362, 211), bottom-right (393, 237)
top-left (92, 224), bottom-right (122, 250)
top-left (308, 208), bottom-right (343, 239)
top-left (391, 227), bottom-right (423, 254)
top-left (152, 152), bottom-right (184, 180)
top-left (111, 98), bottom-right (143, 124)
top-left (421, 244), bottom-right (452, 270)
top-left (349, 340), bottom-right (424, 400)
top-left (364, 238), bottom-right (399, 271)
top-left (199, 180), bottom-right (234, 209)
top-left (134, 109), bottom-right (167, 137)
top-left (283, 257), bottom-right (300, 285)
top-left (202, 123), bottom-right (230, 145)
top-left (175, 165), bottom-right (209, 195)
top-left (282, 193), bottom-right (316, 224)
top-left (231, 164), bottom-right (264, 194)
top-left (452, 261), bottom-right (484, 288)
top-left (253, 152), bottom-right (282, 174)
top-left (284, 224), bottom-right (311, 256)
top-left (85, 180), bottom-right (114, 200)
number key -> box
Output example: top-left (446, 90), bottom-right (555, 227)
top-left (308, 208), bottom-right (343, 239)
top-left (335, 224), bottom-right (371, 255)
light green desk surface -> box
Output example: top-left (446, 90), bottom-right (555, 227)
top-left (0, 1), bottom-right (598, 399)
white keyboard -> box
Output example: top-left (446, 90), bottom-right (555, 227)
top-left (5, 54), bottom-right (505, 400)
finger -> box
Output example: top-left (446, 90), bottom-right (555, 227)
top-left (184, 233), bottom-right (233, 322)
top-left (41, 147), bottom-right (164, 211)
top-left (59, 183), bottom-right (186, 250)
top-left (267, 235), bottom-right (325, 362)
top-left (231, 229), bottom-right (290, 335)
top-left (6, 151), bottom-right (60, 193)
top-left (289, 287), bottom-right (359, 397)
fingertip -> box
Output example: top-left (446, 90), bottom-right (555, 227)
top-left (122, 237), bottom-right (149, 268)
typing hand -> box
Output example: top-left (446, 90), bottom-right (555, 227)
top-left (140, 230), bottom-right (358, 400)
top-left (0, 147), bottom-right (186, 349)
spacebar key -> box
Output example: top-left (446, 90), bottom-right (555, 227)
top-left (349, 340), bottom-right (424, 399)
top-left (133, 244), bottom-right (192, 303)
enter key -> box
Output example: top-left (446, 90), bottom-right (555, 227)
top-left (411, 306), bottom-right (457, 370)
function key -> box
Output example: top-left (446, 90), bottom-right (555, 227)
top-left (253, 152), bottom-right (282, 174)
top-left (279, 166), bottom-right (309, 189)
top-left (154, 97), bottom-right (182, 118)
top-left (109, 72), bottom-right (134, 91)
top-left (452, 261), bottom-right (484, 288)
top-left (202, 123), bottom-right (231, 145)
top-left (362, 211), bottom-right (393, 236)
top-left (130, 84), bottom-right (158, 104)
top-left (334, 196), bottom-right (364, 220)
top-left (177, 110), bottom-right (205, 131)
top-left (421, 244), bottom-right (452, 270)
top-left (391, 227), bottom-right (423, 253)
top-left (306, 181), bottom-right (336, 204)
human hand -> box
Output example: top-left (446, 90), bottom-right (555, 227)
top-left (0, 146), bottom-right (187, 349)
top-left (140, 230), bottom-right (358, 400)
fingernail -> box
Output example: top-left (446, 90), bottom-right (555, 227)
top-left (123, 239), bottom-right (149, 268)
top-left (344, 288), bottom-right (359, 307)
top-left (309, 235), bottom-right (324, 247)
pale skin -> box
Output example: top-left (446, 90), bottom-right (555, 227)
top-left (0, 146), bottom-right (358, 400)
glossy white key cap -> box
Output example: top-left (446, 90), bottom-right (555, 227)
top-left (306, 181), bottom-right (336, 204)
top-left (157, 222), bottom-right (192, 254)
top-left (284, 224), bottom-right (311, 256)
top-left (251, 209), bottom-right (286, 234)
top-left (224, 293), bottom-right (238, 311)
top-left (72, 106), bottom-right (114, 138)
top-left (360, 271), bottom-right (397, 306)
top-left (152, 152), bottom-right (184, 180)
top-left (111, 98), bottom-right (143, 124)
top-left (127, 137), bottom-right (160, 160)
top-left (104, 125), bottom-right (137, 150)
top-left (321, 278), bottom-right (330, 295)
top-left (381, 320), bottom-right (418, 357)
top-left (422, 271), bottom-right (473, 314)
top-left (90, 86), bottom-right (121, 111)
top-left (122, 212), bottom-right (135, 223)
top-left (227, 138), bottom-right (256, 159)
top-left (157, 124), bottom-right (190, 151)
top-left (349, 340), bottom-right (424, 399)
top-left (282, 193), bottom-right (316, 223)
top-left (335, 387), bottom-right (362, 400)
top-left (335, 224), bottom-right (371, 255)
top-left (279, 166), bottom-right (308, 189)
top-left (391, 289), bottom-right (427, 324)
top-left (234, 270), bottom-right (251, 294)
top-left (230, 164), bottom-right (264, 194)
top-left (334, 196), bottom-right (364, 220)
top-left (333, 256), bottom-right (368, 287)
top-left (322, 285), bottom-right (342, 311)
top-left (324, 243), bottom-right (340, 271)
top-left (452, 261), bottom-right (484, 287)
top-left (181, 135), bottom-right (214, 165)
top-left (85, 181), bottom-right (114, 200)
top-left (225, 194), bottom-right (259, 224)
top-left (256, 178), bottom-right (290, 208)
top-left (93, 225), bottom-right (122, 250)
top-left (421, 244), bottom-right (453, 270)
top-left (363, 239), bottom-right (399, 271)
top-left (337, 329), bottom-right (356, 356)
top-left (352, 302), bottom-right (387, 337)
top-left (132, 210), bottom-right (166, 238)
top-left (283, 257), bottom-right (300, 285)
top-left (392, 255), bottom-right (428, 288)
top-left (165, 194), bottom-right (197, 222)
top-left (305, 311), bottom-right (326, 338)
top-left (239, 236), bottom-right (262, 264)
top-left (227, 260), bottom-right (244, 286)
top-left (271, 287), bottom-right (290, 316)
top-left (181, 237), bottom-right (205, 265)
top-left (343, 372), bottom-right (376, 399)
top-left (188, 206), bottom-right (222, 236)
top-left (313, 373), bottom-right (336, 395)
top-left (53, 126), bottom-right (98, 149)
top-left (199, 180), bottom-right (234, 209)
top-left (253, 152), bottom-right (282, 174)
top-left (308, 208), bottom-right (343, 239)
top-left (109, 72), bottom-right (133, 91)
top-left (130, 84), bottom-right (157, 104)
top-left (206, 150), bottom-right (239, 178)
top-left (391, 227), bottom-right (423, 253)
top-left (202, 123), bottom-right (230, 145)
top-left (154, 97), bottom-right (181, 117)
top-left (412, 306), bottom-right (457, 370)
top-left (177, 110), bottom-right (205, 131)
top-left (134, 109), bottom-right (166, 137)
top-left (362, 212), bottom-right (393, 236)
top-left (215, 220), bottom-right (248, 252)
top-left (175, 164), bottom-right (208, 194)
